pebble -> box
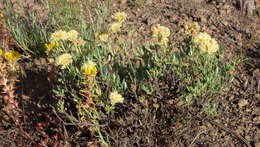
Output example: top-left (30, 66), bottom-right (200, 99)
top-left (200, 125), bottom-right (207, 130)
top-left (209, 130), bottom-right (217, 136)
top-left (253, 116), bottom-right (260, 122)
top-left (200, 16), bottom-right (207, 24)
top-left (205, 122), bottom-right (212, 128)
top-left (255, 94), bottom-right (260, 101)
top-left (238, 99), bottom-right (248, 108)
top-left (235, 126), bottom-right (243, 135)
top-left (245, 135), bottom-right (251, 141)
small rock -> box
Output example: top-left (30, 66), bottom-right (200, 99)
top-left (205, 122), bottom-right (212, 128)
top-left (235, 126), bottom-right (243, 135)
top-left (238, 99), bottom-right (248, 108)
top-left (245, 135), bottom-right (251, 141)
top-left (253, 116), bottom-right (260, 122)
top-left (253, 107), bottom-right (260, 114)
top-left (222, 21), bottom-right (229, 26)
top-left (209, 130), bottom-right (217, 136)
top-left (34, 58), bottom-right (41, 66)
top-left (40, 57), bottom-right (46, 65)
top-left (224, 136), bottom-right (231, 141)
top-left (200, 16), bottom-right (207, 24)
top-left (255, 94), bottom-right (260, 101)
top-left (200, 125), bottom-right (207, 130)
top-left (210, 25), bottom-right (217, 31)
top-left (119, 0), bottom-right (127, 5)
top-left (229, 95), bottom-right (234, 100)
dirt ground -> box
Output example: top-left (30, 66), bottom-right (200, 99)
top-left (0, 0), bottom-right (259, 146)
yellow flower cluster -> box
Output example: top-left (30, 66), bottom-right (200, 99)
top-left (0, 49), bottom-right (2, 56)
top-left (109, 22), bottom-right (122, 33)
top-left (97, 32), bottom-right (109, 42)
top-left (67, 30), bottom-right (79, 42)
top-left (81, 60), bottom-right (97, 76)
top-left (109, 91), bottom-right (124, 105)
top-left (45, 42), bottom-right (59, 55)
top-left (50, 30), bottom-right (68, 42)
top-left (193, 32), bottom-right (219, 54)
top-left (112, 12), bottom-right (127, 23)
top-left (55, 53), bottom-right (72, 69)
top-left (151, 24), bottom-right (170, 46)
top-left (50, 29), bottom-right (81, 43)
top-left (4, 51), bottom-right (20, 61)
top-left (109, 12), bottom-right (127, 33)
top-left (184, 22), bottom-right (200, 36)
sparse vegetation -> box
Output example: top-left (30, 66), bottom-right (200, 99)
top-left (0, 0), bottom-right (259, 146)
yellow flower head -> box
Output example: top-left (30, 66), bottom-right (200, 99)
top-left (50, 30), bottom-right (68, 42)
top-left (152, 24), bottom-right (170, 39)
top-left (184, 22), bottom-right (200, 35)
top-left (109, 22), bottom-right (122, 33)
top-left (112, 12), bottom-right (127, 23)
top-left (193, 32), bottom-right (211, 46)
top-left (73, 37), bottom-right (86, 46)
top-left (45, 42), bottom-right (59, 51)
top-left (5, 51), bottom-right (20, 61)
top-left (193, 32), bottom-right (219, 54)
top-left (55, 53), bottom-right (72, 69)
top-left (97, 32), bottom-right (109, 42)
top-left (109, 91), bottom-right (124, 105)
top-left (199, 38), bottom-right (219, 54)
top-left (158, 37), bottom-right (169, 46)
top-left (82, 60), bottom-right (97, 76)
top-left (67, 30), bottom-right (79, 41)
top-left (0, 49), bottom-right (2, 56)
